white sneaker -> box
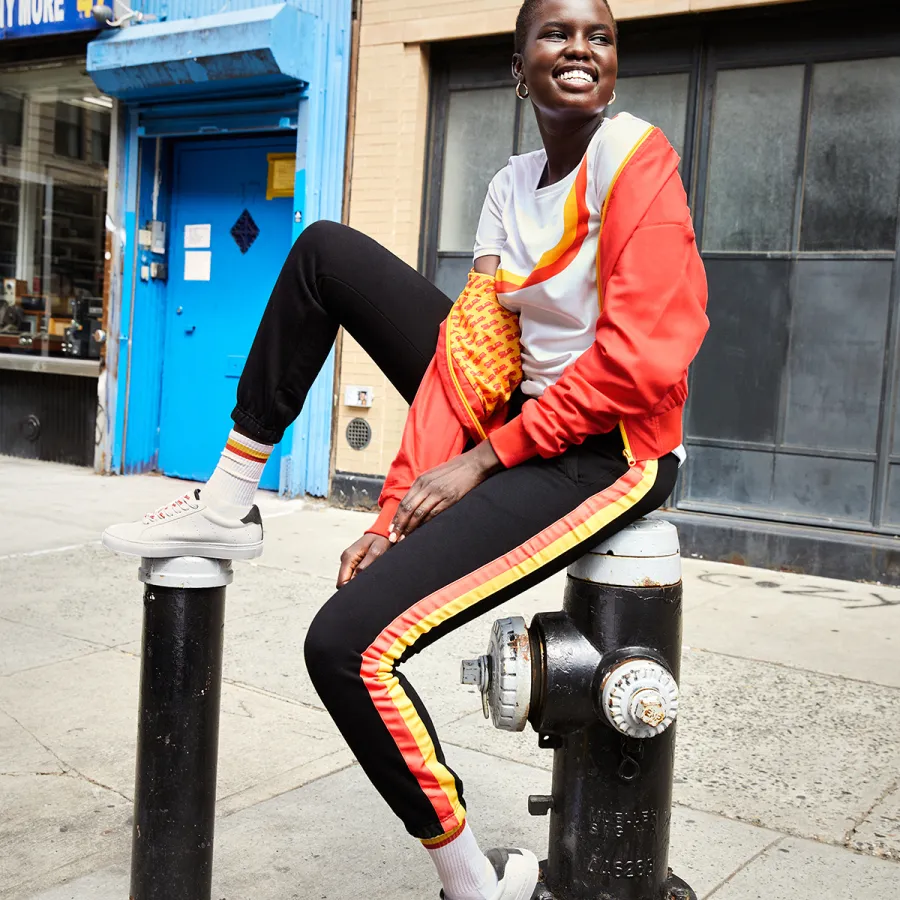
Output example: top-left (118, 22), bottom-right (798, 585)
top-left (101, 489), bottom-right (263, 559)
top-left (441, 849), bottom-right (541, 900)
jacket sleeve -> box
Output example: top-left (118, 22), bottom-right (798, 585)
top-left (489, 171), bottom-right (709, 468)
top-left (366, 356), bottom-right (467, 537)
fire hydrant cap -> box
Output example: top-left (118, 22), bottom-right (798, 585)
top-left (601, 659), bottom-right (679, 738)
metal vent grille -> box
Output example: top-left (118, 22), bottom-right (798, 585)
top-left (346, 417), bottom-right (372, 451)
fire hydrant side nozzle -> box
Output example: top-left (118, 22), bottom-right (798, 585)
top-left (461, 616), bottom-right (532, 731)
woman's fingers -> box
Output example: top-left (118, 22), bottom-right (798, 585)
top-left (390, 451), bottom-right (491, 539)
top-left (337, 547), bottom-right (363, 587)
top-left (395, 491), bottom-right (445, 539)
top-left (421, 497), bottom-right (452, 525)
top-left (390, 482), bottom-right (429, 538)
top-left (337, 535), bottom-right (391, 587)
top-left (356, 539), bottom-right (389, 575)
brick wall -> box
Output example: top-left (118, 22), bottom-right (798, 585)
top-left (335, 38), bottom-right (429, 477)
top-left (334, 0), bottom-right (800, 479)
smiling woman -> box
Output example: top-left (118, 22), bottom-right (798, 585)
top-left (101, 1), bottom-right (708, 898)
top-left (511, 0), bottom-right (618, 188)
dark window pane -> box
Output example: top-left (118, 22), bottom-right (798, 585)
top-left (682, 445), bottom-right (775, 509)
top-left (89, 110), bottom-right (110, 166)
top-left (885, 465), bottom-right (900, 527)
top-left (687, 258), bottom-right (791, 444)
top-left (892, 365), bottom-right (900, 457)
top-left (783, 260), bottom-right (892, 454)
top-left (771, 455), bottom-right (873, 522)
top-left (800, 57), bottom-right (900, 252)
top-left (703, 66), bottom-right (804, 252)
top-left (438, 88), bottom-right (515, 252)
top-left (434, 256), bottom-right (472, 300)
top-left (0, 180), bottom-right (19, 279)
top-left (682, 446), bottom-right (874, 524)
top-left (0, 91), bottom-right (23, 146)
top-left (51, 185), bottom-right (106, 296)
top-left (614, 72), bottom-right (690, 160)
top-left (54, 102), bottom-right (82, 159)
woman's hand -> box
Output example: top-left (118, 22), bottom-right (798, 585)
top-left (337, 533), bottom-right (391, 588)
top-left (390, 441), bottom-right (503, 540)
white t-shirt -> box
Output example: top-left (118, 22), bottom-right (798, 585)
top-left (473, 113), bottom-right (685, 463)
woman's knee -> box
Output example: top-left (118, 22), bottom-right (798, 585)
top-left (304, 597), bottom-right (360, 685)
top-left (290, 219), bottom-right (348, 265)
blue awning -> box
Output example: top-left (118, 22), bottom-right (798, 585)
top-left (87, 4), bottom-right (315, 102)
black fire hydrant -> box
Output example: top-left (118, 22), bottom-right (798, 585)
top-left (461, 518), bottom-right (695, 900)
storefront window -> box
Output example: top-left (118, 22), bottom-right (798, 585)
top-left (437, 87), bottom-right (515, 253)
top-left (687, 52), bottom-right (900, 529)
top-left (0, 60), bottom-right (111, 360)
top-left (800, 56), bottom-right (900, 252)
top-left (702, 65), bottom-right (805, 253)
top-left (613, 72), bottom-right (690, 162)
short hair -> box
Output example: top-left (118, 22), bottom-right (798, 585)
top-left (514, 0), bottom-right (617, 55)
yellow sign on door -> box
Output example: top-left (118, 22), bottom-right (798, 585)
top-left (267, 153), bottom-right (296, 200)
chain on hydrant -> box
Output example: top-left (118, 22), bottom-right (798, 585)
top-left (461, 519), bottom-right (696, 900)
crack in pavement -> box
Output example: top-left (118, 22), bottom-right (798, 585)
top-left (0, 703), bottom-right (131, 804)
top-left (687, 646), bottom-right (900, 692)
top-left (0, 612), bottom-right (115, 655)
top-left (703, 836), bottom-right (784, 898)
top-left (0, 770), bottom-right (66, 777)
top-left (843, 777), bottom-right (898, 846)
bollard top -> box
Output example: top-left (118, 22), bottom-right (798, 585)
top-left (567, 517), bottom-right (680, 587)
top-left (139, 556), bottom-right (234, 589)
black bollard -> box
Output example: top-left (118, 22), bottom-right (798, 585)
top-left (462, 519), bottom-right (695, 900)
top-left (131, 557), bottom-right (233, 900)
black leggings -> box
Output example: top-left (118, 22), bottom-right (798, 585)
top-left (234, 221), bottom-right (678, 840)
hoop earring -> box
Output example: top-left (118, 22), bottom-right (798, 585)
top-left (516, 81), bottom-right (529, 100)
top-left (609, 90), bottom-right (616, 105)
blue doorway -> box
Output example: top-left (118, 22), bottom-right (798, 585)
top-left (157, 134), bottom-right (295, 490)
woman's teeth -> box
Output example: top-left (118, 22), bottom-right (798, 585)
top-left (558, 71), bottom-right (593, 84)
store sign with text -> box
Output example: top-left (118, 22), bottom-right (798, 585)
top-left (2, 0), bottom-right (101, 39)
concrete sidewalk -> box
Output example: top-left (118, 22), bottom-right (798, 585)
top-left (1, 457), bottom-right (898, 900)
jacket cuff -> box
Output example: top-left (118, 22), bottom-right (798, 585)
top-left (488, 416), bottom-right (540, 468)
top-left (367, 497), bottom-right (401, 538)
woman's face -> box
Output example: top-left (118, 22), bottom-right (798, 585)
top-left (514, 0), bottom-right (618, 124)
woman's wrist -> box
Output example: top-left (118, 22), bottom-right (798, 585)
top-left (471, 439), bottom-right (504, 476)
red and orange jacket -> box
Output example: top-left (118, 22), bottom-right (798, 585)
top-left (368, 126), bottom-right (709, 538)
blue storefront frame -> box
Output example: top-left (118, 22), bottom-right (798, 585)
top-left (87, 0), bottom-right (351, 497)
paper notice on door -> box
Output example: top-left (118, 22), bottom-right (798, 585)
top-left (184, 250), bottom-right (211, 281)
top-left (184, 224), bottom-right (211, 249)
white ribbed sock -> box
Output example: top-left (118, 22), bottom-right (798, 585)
top-left (424, 822), bottom-right (498, 900)
top-left (203, 429), bottom-right (274, 517)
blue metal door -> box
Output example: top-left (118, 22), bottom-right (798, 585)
top-left (159, 135), bottom-right (295, 490)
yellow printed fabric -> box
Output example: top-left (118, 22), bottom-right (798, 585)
top-left (447, 271), bottom-right (523, 419)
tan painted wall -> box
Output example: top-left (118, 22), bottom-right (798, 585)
top-left (334, 0), bottom-right (800, 480)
